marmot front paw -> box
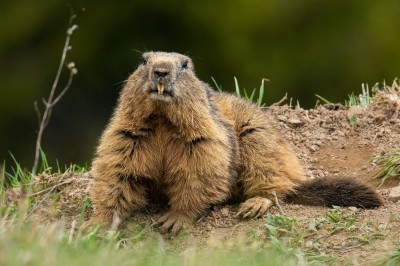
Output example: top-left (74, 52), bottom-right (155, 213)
top-left (156, 211), bottom-right (192, 235)
top-left (236, 196), bottom-right (273, 219)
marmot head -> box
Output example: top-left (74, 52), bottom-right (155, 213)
top-left (128, 52), bottom-right (200, 103)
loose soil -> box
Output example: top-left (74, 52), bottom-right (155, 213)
top-left (5, 86), bottom-right (400, 265)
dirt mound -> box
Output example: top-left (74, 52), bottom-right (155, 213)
top-left (5, 84), bottom-right (400, 264)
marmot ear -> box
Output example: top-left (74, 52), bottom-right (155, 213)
top-left (141, 52), bottom-right (152, 66)
top-left (181, 60), bottom-right (189, 69)
top-left (181, 57), bottom-right (194, 70)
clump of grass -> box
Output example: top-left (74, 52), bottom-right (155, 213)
top-left (380, 245), bottom-right (400, 266)
top-left (235, 77), bottom-right (267, 107)
top-left (2, 150), bottom-right (86, 191)
top-left (349, 115), bottom-right (358, 128)
top-left (373, 150), bottom-right (400, 188)
top-left (253, 214), bottom-right (337, 264)
top-left (316, 81), bottom-right (378, 107)
top-left (345, 82), bottom-right (379, 128)
top-left (252, 208), bottom-right (389, 265)
top-left (322, 206), bottom-right (356, 235)
top-left (345, 83), bottom-right (376, 107)
top-left (263, 215), bottom-right (303, 254)
top-left (3, 153), bottom-right (32, 188)
top-left (319, 206), bottom-right (388, 245)
top-left (212, 77), bottom-right (267, 107)
top-left (0, 150), bottom-right (89, 221)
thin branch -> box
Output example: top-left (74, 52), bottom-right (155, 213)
top-left (29, 176), bottom-right (91, 197)
top-left (44, 108), bottom-right (53, 129)
top-left (51, 70), bottom-right (75, 107)
top-left (34, 101), bottom-right (41, 125)
top-left (32, 10), bottom-right (78, 176)
top-left (270, 93), bottom-right (288, 107)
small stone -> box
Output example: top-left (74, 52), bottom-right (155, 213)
top-left (287, 118), bottom-right (304, 126)
top-left (314, 170), bottom-right (323, 176)
top-left (309, 145), bottom-right (318, 152)
top-left (305, 241), bottom-right (313, 248)
top-left (220, 208), bottom-right (229, 217)
top-left (348, 207), bottom-right (357, 212)
top-left (277, 115), bottom-right (287, 122)
top-left (314, 141), bottom-right (322, 146)
top-left (387, 186), bottom-right (400, 202)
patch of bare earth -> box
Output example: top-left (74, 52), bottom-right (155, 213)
top-left (7, 86), bottom-right (400, 265)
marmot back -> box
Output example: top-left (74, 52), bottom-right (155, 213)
top-left (90, 52), bottom-right (382, 235)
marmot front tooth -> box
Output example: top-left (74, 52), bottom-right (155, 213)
top-left (157, 82), bottom-right (164, 94)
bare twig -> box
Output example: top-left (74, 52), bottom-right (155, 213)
top-left (272, 191), bottom-right (285, 215)
top-left (69, 220), bottom-right (77, 244)
top-left (32, 9), bottom-right (78, 176)
top-left (29, 176), bottom-right (91, 197)
top-left (33, 101), bottom-right (41, 125)
top-left (51, 70), bottom-right (76, 107)
top-left (270, 93), bottom-right (288, 107)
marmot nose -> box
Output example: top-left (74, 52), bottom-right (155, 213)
top-left (154, 69), bottom-right (170, 78)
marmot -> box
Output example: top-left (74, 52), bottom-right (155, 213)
top-left (90, 52), bottom-right (382, 234)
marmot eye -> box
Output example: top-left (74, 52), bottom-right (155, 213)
top-left (142, 58), bottom-right (148, 65)
top-left (181, 60), bottom-right (188, 69)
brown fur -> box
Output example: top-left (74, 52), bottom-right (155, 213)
top-left (90, 52), bottom-right (383, 234)
top-left (285, 177), bottom-right (383, 208)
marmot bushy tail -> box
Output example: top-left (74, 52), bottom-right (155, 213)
top-left (90, 51), bottom-right (382, 235)
top-left (285, 177), bottom-right (383, 208)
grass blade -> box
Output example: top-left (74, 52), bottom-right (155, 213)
top-left (234, 76), bottom-right (241, 97)
top-left (211, 77), bottom-right (222, 92)
top-left (257, 79), bottom-right (267, 107)
top-left (315, 94), bottom-right (331, 104)
top-left (249, 88), bottom-right (256, 102)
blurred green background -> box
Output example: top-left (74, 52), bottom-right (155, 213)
top-left (1, 0), bottom-right (399, 169)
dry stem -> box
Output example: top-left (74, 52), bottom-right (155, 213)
top-left (272, 191), bottom-right (285, 215)
top-left (32, 10), bottom-right (78, 176)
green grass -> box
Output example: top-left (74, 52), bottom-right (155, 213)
top-left (233, 77), bottom-right (267, 107)
top-left (315, 94), bottom-right (331, 104)
top-left (212, 77), bottom-right (267, 107)
top-left (345, 83), bottom-right (375, 107)
top-left (380, 245), bottom-right (400, 266)
top-left (0, 211), bottom-right (328, 266)
top-left (0, 211), bottom-right (311, 266)
top-left (0, 222), bottom-right (307, 266)
top-left (255, 214), bottom-right (337, 264)
top-left (316, 81), bottom-right (378, 107)
top-left (0, 156), bottom-right (315, 266)
top-left (373, 150), bottom-right (400, 188)
top-left (316, 81), bottom-right (380, 128)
